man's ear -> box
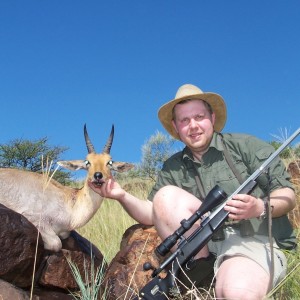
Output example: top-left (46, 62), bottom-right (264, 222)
top-left (172, 120), bottom-right (178, 133)
top-left (211, 112), bottom-right (216, 126)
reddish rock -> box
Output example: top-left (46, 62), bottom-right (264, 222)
top-left (0, 279), bottom-right (32, 300)
top-left (0, 204), bottom-right (106, 298)
top-left (0, 279), bottom-right (74, 300)
top-left (38, 247), bottom-right (105, 291)
top-left (103, 224), bottom-right (166, 300)
top-left (0, 204), bottom-right (44, 288)
top-left (32, 287), bottom-right (74, 299)
top-left (288, 160), bottom-right (300, 184)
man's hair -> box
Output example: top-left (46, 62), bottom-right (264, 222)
top-left (172, 99), bottom-right (213, 121)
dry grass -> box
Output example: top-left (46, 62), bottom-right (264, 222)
top-left (77, 177), bottom-right (153, 262)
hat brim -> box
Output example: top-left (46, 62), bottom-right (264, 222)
top-left (158, 92), bottom-right (227, 140)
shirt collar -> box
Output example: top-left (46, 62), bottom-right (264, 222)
top-left (182, 132), bottom-right (225, 162)
top-left (209, 132), bottom-right (225, 151)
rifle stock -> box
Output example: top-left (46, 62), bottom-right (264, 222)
top-left (136, 128), bottom-right (300, 300)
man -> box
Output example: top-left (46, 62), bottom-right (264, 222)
top-left (89, 84), bottom-right (296, 299)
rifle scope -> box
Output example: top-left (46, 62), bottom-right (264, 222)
top-left (156, 185), bottom-right (227, 256)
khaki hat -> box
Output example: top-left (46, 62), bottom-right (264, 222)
top-left (158, 84), bottom-right (227, 140)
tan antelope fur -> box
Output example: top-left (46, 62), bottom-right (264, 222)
top-left (0, 124), bottom-right (133, 252)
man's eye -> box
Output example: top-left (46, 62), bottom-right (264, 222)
top-left (195, 115), bottom-right (203, 121)
top-left (181, 118), bottom-right (190, 125)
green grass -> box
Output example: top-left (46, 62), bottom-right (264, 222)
top-left (272, 246), bottom-right (300, 299)
top-left (67, 255), bottom-right (107, 300)
top-left (77, 199), bottom-right (137, 262)
top-left (77, 178), bottom-right (153, 262)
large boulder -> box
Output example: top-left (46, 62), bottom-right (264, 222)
top-left (0, 279), bottom-right (73, 300)
top-left (38, 231), bottom-right (106, 291)
top-left (0, 279), bottom-right (32, 300)
top-left (0, 204), bottom-right (44, 288)
top-left (288, 160), bottom-right (300, 185)
top-left (103, 224), bottom-right (166, 300)
top-left (0, 204), bottom-right (106, 299)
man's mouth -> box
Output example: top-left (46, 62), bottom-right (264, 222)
top-left (190, 132), bottom-right (202, 139)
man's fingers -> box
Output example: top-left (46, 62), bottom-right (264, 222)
top-left (226, 199), bottom-right (245, 208)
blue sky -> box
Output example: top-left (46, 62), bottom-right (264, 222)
top-left (0, 1), bottom-right (299, 172)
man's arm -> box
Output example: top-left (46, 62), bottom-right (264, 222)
top-left (224, 187), bottom-right (296, 220)
top-left (267, 187), bottom-right (296, 218)
top-left (88, 178), bottom-right (153, 225)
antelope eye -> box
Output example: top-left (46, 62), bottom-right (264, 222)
top-left (107, 160), bottom-right (113, 168)
top-left (85, 160), bottom-right (91, 166)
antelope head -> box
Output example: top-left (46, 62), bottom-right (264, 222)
top-left (57, 124), bottom-right (134, 188)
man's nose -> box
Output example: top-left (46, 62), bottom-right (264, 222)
top-left (189, 118), bottom-right (197, 127)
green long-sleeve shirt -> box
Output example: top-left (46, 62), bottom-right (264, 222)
top-left (148, 132), bottom-right (296, 249)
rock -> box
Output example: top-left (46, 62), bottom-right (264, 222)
top-left (0, 204), bottom-right (106, 298)
top-left (0, 279), bottom-right (74, 300)
top-left (0, 279), bottom-right (32, 300)
top-left (38, 248), bottom-right (104, 291)
top-left (32, 287), bottom-right (74, 299)
top-left (103, 224), bottom-right (165, 300)
top-left (0, 204), bottom-right (44, 288)
top-left (288, 160), bottom-right (300, 185)
top-left (36, 231), bottom-right (106, 291)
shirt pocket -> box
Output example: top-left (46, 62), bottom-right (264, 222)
top-left (207, 160), bottom-right (245, 196)
top-left (254, 147), bottom-right (283, 191)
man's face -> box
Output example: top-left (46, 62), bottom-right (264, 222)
top-left (172, 99), bottom-right (215, 157)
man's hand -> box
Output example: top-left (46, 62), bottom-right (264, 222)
top-left (224, 194), bottom-right (264, 220)
top-left (88, 177), bottom-right (125, 201)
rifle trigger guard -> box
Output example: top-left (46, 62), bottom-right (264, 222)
top-left (184, 258), bottom-right (195, 271)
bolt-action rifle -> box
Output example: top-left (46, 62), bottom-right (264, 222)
top-left (135, 128), bottom-right (300, 300)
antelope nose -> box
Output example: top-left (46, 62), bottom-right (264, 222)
top-left (94, 172), bottom-right (103, 180)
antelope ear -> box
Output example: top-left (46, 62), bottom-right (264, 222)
top-left (57, 160), bottom-right (88, 171)
top-left (111, 162), bottom-right (134, 173)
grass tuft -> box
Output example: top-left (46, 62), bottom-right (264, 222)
top-left (67, 255), bottom-right (108, 300)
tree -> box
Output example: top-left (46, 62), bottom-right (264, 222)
top-left (0, 137), bottom-right (72, 184)
top-left (270, 141), bottom-right (300, 160)
top-left (138, 131), bottom-right (177, 181)
top-left (270, 128), bottom-right (300, 160)
top-left (269, 141), bottom-right (292, 159)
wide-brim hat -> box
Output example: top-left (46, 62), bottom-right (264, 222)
top-left (158, 84), bottom-right (227, 140)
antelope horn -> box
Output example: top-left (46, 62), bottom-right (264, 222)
top-left (84, 124), bottom-right (95, 153)
top-left (103, 125), bottom-right (114, 154)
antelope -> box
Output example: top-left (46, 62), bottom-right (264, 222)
top-left (0, 124), bottom-right (134, 252)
